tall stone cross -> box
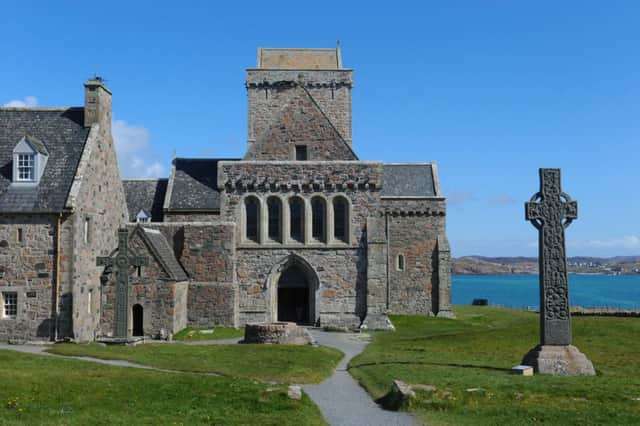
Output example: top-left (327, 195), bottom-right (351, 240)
top-left (97, 228), bottom-right (148, 338)
top-left (525, 168), bottom-right (577, 345)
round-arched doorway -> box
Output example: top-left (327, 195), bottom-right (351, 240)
top-left (277, 262), bottom-right (316, 325)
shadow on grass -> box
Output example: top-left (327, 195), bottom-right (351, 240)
top-left (350, 360), bottom-right (511, 373)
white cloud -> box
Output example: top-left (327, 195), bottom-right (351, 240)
top-left (569, 236), bottom-right (640, 250)
top-left (3, 96), bottom-right (38, 107)
top-left (490, 194), bottom-right (517, 205)
top-left (112, 119), bottom-right (165, 178)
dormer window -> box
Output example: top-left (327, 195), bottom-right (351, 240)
top-left (12, 135), bottom-right (48, 184)
top-left (17, 154), bottom-right (35, 181)
top-left (136, 210), bottom-right (151, 223)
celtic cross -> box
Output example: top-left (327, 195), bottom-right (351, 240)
top-left (525, 168), bottom-right (577, 345)
top-left (97, 228), bottom-right (148, 338)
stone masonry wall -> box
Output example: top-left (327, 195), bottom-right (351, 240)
top-left (0, 215), bottom-right (58, 341)
top-left (64, 114), bottom-right (129, 342)
top-left (163, 213), bottom-right (220, 223)
top-left (381, 198), bottom-right (447, 315)
top-left (246, 69), bottom-right (353, 147)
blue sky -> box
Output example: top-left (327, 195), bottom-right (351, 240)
top-left (1, 1), bottom-right (638, 257)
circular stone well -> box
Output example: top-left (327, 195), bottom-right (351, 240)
top-left (243, 322), bottom-right (314, 345)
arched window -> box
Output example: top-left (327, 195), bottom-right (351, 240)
top-left (311, 197), bottom-right (326, 242)
top-left (289, 197), bottom-right (305, 242)
top-left (245, 196), bottom-right (260, 242)
top-left (333, 196), bottom-right (349, 243)
top-left (397, 254), bottom-right (405, 271)
top-left (267, 197), bottom-right (282, 242)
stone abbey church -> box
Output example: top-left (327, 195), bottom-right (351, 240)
top-left (0, 48), bottom-right (452, 342)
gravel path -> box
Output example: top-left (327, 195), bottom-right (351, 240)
top-left (303, 330), bottom-right (418, 426)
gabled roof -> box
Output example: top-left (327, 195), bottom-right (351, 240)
top-left (15, 135), bottom-right (49, 156)
top-left (0, 108), bottom-right (89, 212)
top-left (122, 179), bottom-right (167, 222)
top-left (166, 158), bottom-right (239, 211)
top-left (381, 164), bottom-right (438, 197)
top-left (133, 226), bottom-right (188, 281)
top-left (244, 86), bottom-right (357, 161)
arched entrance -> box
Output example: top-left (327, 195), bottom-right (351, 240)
top-left (270, 254), bottom-right (319, 325)
top-left (132, 304), bottom-right (144, 336)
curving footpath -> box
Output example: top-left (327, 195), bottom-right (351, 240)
top-left (303, 329), bottom-right (418, 426)
top-left (0, 331), bottom-right (419, 426)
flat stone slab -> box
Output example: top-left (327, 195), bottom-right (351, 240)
top-left (243, 322), bottom-right (314, 345)
top-left (522, 344), bottom-right (596, 376)
top-left (512, 365), bottom-right (534, 376)
top-left (96, 336), bottom-right (145, 346)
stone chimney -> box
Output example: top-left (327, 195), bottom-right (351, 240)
top-left (84, 78), bottom-right (112, 128)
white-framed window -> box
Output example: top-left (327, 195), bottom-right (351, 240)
top-left (17, 154), bottom-right (35, 181)
top-left (136, 210), bottom-right (151, 223)
top-left (2, 292), bottom-right (17, 319)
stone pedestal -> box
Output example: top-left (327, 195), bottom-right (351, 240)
top-left (360, 314), bottom-right (395, 331)
top-left (522, 344), bottom-right (596, 376)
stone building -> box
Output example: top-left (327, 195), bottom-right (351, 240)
top-left (0, 79), bottom-right (128, 342)
top-left (0, 47), bottom-right (452, 342)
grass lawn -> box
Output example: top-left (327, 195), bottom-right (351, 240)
top-left (173, 326), bottom-right (244, 341)
top-left (0, 350), bottom-right (325, 425)
top-left (48, 343), bottom-right (342, 383)
top-left (350, 306), bottom-right (640, 426)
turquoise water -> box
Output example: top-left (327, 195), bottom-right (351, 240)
top-left (452, 274), bottom-right (640, 309)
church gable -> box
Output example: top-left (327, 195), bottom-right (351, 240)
top-left (244, 86), bottom-right (357, 161)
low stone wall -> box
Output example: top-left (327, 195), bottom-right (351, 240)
top-left (571, 306), bottom-right (640, 317)
top-left (243, 322), bottom-right (313, 345)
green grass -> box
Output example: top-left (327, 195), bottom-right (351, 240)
top-left (173, 326), bottom-right (244, 341)
top-left (350, 307), bottom-right (640, 425)
top-left (0, 350), bottom-right (325, 425)
top-left (48, 343), bottom-right (343, 383)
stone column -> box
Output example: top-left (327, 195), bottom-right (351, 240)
top-left (436, 235), bottom-right (454, 318)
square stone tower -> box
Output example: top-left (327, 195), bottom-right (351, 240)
top-left (246, 47), bottom-right (353, 150)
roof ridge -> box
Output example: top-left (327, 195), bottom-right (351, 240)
top-left (0, 106), bottom-right (82, 111)
top-left (123, 178), bottom-right (168, 182)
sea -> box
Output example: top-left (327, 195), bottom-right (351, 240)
top-left (452, 274), bottom-right (640, 310)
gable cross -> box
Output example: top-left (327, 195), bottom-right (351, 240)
top-left (525, 168), bottom-right (577, 345)
top-left (97, 228), bottom-right (148, 338)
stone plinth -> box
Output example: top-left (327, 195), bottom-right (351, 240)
top-left (243, 322), bottom-right (314, 345)
top-left (522, 345), bottom-right (596, 376)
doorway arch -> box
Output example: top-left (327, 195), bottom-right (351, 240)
top-left (268, 254), bottom-right (319, 325)
top-left (132, 304), bottom-right (144, 337)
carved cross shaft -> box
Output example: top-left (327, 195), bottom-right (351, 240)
top-left (525, 168), bottom-right (577, 345)
top-left (97, 228), bottom-right (148, 338)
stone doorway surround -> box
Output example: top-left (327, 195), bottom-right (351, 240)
top-left (267, 254), bottom-right (320, 325)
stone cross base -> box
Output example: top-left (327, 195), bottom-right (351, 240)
top-left (436, 310), bottom-right (456, 319)
top-left (522, 344), bottom-right (596, 376)
top-left (360, 314), bottom-right (395, 331)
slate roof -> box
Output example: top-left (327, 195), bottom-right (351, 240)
top-left (381, 164), bottom-right (437, 197)
top-left (139, 227), bottom-right (188, 281)
top-left (23, 135), bottom-right (49, 155)
top-left (167, 158), bottom-right (238, 211)
top-left (0, 108), bottom-right (89, 212)
top-left (122, 179), bottom-right (168, 222)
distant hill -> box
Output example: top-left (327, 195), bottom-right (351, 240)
top-left (452, 256), bottom-right (640, 275)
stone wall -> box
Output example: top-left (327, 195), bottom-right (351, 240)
top-left (381, 198), bottom-right (447, 315)
top-left (163, 213), bottom-right (220, 223)
top-left (246, 69), bottom-right (353, 147)
top-left (0, 215), bottom-right (58, 341)
top-left (187, 282), bottom-right (236, 327)
top-left (64, 116), bottom-right (129, 342)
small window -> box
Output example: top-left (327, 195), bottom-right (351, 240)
top-left (289, 197), bottom-right (305, 242)
top-left (397, 254), bottom-right (405, 271)
top-left (17, 228), bottom-right (23, 243)
top-left (83, 218), bottom-right (90, 244)
top-left (267, 197), bottom-right (282, 242)
top-left (311, 197), bottom-right (326, 242)
top-left (136, 265), bottom-right (143, 277)
top-left (136, 210), bottom-right (151, 223)
top-left (245, 197), bottom-right (260, 242)
top-left (333, 196), bottom-right (349, 243)
top-left (2, 292), bottom-right (17, 319)
top-left (87, 290), bottom-right (93, 314)
top-left (295, 145), bottom-right (308, 161)
top-left (17, 154), bottom-right (35, 181)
